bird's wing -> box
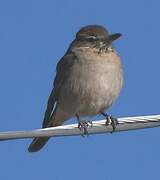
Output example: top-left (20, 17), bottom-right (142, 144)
top-left (42, 88), bottom-right (57, 128)
top-left (42, 51), bottom-right (76, 128)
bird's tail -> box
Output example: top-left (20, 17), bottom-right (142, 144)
top-left (28, 109), bottom-right (70, 153)
top-left (28, 137), bottom-right (50, 152)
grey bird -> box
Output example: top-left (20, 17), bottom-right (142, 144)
top-left (28, 25), bottom-right (123, 152)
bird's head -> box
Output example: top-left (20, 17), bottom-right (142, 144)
top-left (76, 25), bottom-right (122, 43)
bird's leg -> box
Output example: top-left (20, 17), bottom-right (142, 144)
top-left (76, 114), bottom-right (93, 137)
top-left (101, 112), bottom-right (118, 132)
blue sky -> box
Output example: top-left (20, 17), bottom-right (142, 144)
top-left (0, 0), bottom-right (160, 179)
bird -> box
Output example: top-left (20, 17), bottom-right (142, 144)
top-left (28, 25), bottom-right (123, 152)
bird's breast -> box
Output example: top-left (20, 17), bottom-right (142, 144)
top-left (59, 48), bottom-right (123, 116)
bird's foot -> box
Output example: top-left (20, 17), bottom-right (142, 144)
top-left (78, 120), bottom-right (93, 137)
top-left (101, 113), bottom-right (118, 133)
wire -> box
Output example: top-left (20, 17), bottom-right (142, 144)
top-left (0, 114), bottom-right (160, 141)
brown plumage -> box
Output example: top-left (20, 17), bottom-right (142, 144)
top-left (28, 25), bottom-right (123, 152)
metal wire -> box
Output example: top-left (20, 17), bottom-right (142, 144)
top-left (0, 114), bottom-right (160, 141)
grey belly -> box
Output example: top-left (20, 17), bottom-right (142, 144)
top-left (58, 64), bottom-right (123, 117)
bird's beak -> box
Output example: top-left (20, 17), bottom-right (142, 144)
top-left (109, 33), bottom-right (122, 42)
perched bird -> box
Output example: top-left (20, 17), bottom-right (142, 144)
top-left (28, 25), bottom-right (123, 152)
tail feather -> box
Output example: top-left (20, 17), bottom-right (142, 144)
top-left (28, 137), bottom-right (50, 153)
top-left (28, 108), bottom-right (70, 153)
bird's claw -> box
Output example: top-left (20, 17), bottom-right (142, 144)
top-left (105, 115), bottom-right (118, 133)
top-left (78, 120), bottom-right (93, 137)
top-left (101, 112), bottom-right (118, 132)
